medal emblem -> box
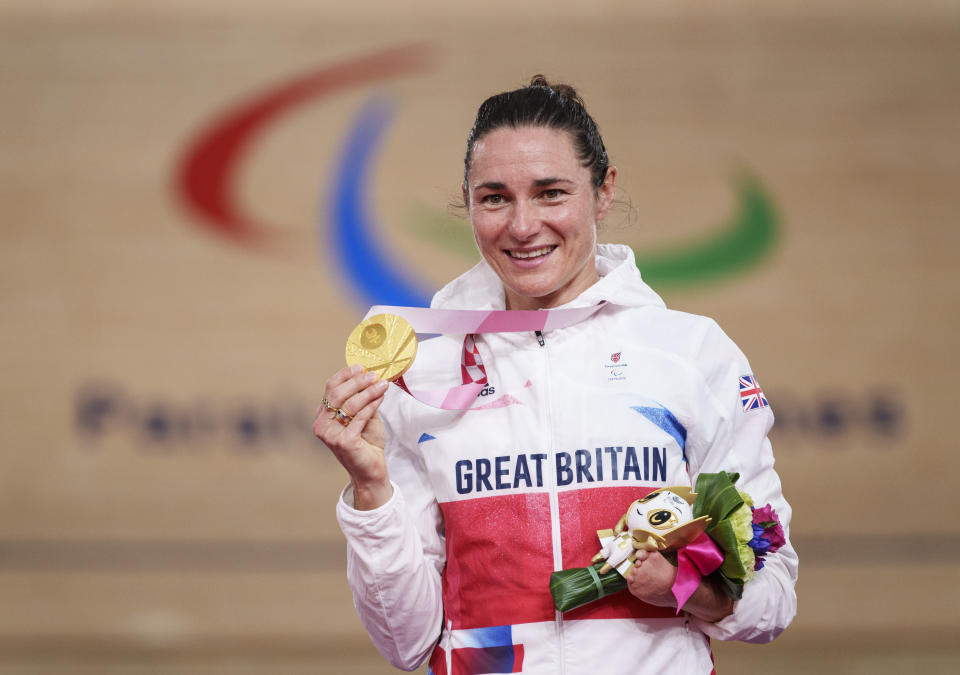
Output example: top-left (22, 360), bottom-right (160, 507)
top-left (345, 313), bottom-right (418, 381)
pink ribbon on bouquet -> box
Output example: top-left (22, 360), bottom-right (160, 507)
top-left (671, 532), bottom-right (724, 613)
top-left (364, 303), bottom-right (606, 410)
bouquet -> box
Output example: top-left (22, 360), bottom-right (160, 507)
top-left (549, 471), bottom-right (785, 613)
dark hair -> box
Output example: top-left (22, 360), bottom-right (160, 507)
top-left (463, 75), bottom-right (610, 190)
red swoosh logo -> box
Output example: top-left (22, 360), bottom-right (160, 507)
top-left (174, 44), bottom-right (431, 257)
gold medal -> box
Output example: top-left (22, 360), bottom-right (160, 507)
top-left (345, 313), bottom-right (418, 381)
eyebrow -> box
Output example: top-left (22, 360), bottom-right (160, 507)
top-left (532, 177), bottom-right (573, 188)
top-left (473, 181), bottom-right (507, 191)
top-left (472, 177), bottom-right (574, 191)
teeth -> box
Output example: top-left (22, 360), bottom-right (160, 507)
top-left (510, 246), bottom-right (555, 259)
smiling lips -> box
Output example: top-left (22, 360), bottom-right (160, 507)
top-left (507, 245), bottom-right (557, 260)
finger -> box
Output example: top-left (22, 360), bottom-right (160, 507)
top-left (317, 365), bottom-right (365, 422)
top-left (314, 387), bottom-right (367, 439)
top-left (350, 388), bottom-right (387, 424)
top-left (327, 369), bottom-right (381, 410)
top-left (324, 364), bottom-right (365, 393)
top-left (313, 405), bottom-right (345, 440)
top-left (341, 399), bottom-right (379, 435)
top-left (313, 414), bottom-right (335, 442)
top-left (341, 377), bottom-right (389, 418)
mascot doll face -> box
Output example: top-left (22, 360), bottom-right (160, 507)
top-left (627, 489), bottom-right (693, 534)
top-left (595, 485), bottom-right (709, 572)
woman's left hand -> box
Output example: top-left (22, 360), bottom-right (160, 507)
top-left (626, 549), bottom-right (736, 622)
top-left (624, 549), bottom-right (677, 609)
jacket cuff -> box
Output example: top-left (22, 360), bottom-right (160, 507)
top-left (336, 481), bottom-right (401, 529)
top-left (689, 575), bottom-right (791, 644)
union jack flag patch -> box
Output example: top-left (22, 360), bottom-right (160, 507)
top-left (739, 374), bottom-right (769, 412)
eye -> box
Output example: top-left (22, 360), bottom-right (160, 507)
top-left (540, 188), bottom-right (564, 200)
top-left (647, 509), bottom-right (678, 530)
top-left (480, 193), bottom-right (505, 205)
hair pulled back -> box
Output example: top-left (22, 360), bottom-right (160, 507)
top-left (463, 75), bottom-right (610, 190)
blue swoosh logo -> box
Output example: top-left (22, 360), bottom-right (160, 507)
top-left (323, 95), bottom-right (433, 307)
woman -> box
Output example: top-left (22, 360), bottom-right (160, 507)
top-left (315, 77), bottom-right (797, 674)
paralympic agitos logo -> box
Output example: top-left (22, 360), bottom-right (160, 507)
top-left (174, 44), bottom-right (778, 308)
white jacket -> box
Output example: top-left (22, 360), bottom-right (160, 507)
top-left (337, 244), bottom-right (798, 675)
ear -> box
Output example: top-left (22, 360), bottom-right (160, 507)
top-left (595, 166), bottom-right (617, 222)
top-left (462, 182), bottom-right (470, 211)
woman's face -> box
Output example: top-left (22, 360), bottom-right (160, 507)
top-left (465, 126), bottom-right (616, 310)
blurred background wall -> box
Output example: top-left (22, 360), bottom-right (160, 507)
top-left (1, 1), bottom-right (958, 673)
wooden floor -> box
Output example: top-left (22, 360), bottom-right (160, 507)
top-left (1, 1), bottom-right (958, 671)
top-left (2, 646), bottom-right (960, 675)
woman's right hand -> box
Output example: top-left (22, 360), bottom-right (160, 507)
top-left (314, 364), bottom-right (393, 510)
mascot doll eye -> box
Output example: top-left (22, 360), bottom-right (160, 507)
top-left (647, 509), bottom-right (678, 530)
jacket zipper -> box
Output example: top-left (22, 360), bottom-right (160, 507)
top-left (539, 329), bottom-right (566, 674)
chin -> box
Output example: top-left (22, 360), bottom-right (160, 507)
top-left (506, 286), bottom-right (563, 309)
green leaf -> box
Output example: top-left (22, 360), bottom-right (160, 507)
top-left (549, 563), bottom-right (629, 613)
top-left (693, 471), bottom-right (744, 525)
top-left (705, 520), bottom-right (747, 580)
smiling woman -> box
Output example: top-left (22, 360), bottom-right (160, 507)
top-left (462, 76), bottom-right (618, 310)
top-left (314, 76), bottom-right (797, 675)
top-left (465, 126), bottom-right (617, 310)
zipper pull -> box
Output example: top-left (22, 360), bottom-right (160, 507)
top-left (535, 330), bottom-right (545, 347)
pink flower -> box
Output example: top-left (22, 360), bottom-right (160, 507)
top-left (752, 504), bottom-right (786, 553)
top-left (765, 522), bottom-right (786, 553)
top-left (752, 504), bottom-right (777, 525)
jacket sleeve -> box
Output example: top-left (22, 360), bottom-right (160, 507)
top-left (335, 392), bottom-right (446, 670)
top-left (684, 320), bottom-right (798, 643)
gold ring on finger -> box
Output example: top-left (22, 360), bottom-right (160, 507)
top-left (334, 408), bottom-right (352, 426)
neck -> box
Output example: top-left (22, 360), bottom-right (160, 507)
top-left (504, 271), bottom-right (601, 311)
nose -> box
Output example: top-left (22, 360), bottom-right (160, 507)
top-left (508, 201), bottom-right (540, 241)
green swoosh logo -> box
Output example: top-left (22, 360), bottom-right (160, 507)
top-left (404, 174), bottom-right (779, 289)
top-left (633, 175), bottom-right (779, 287)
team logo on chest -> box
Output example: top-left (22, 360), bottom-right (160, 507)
top-left (605, 350), bottom-right (628, 381)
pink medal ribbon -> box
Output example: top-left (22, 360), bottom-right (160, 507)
top-left (670, 532), bottom-right (725, 613)
top-left (364, 302), bottom-right (607, 410)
